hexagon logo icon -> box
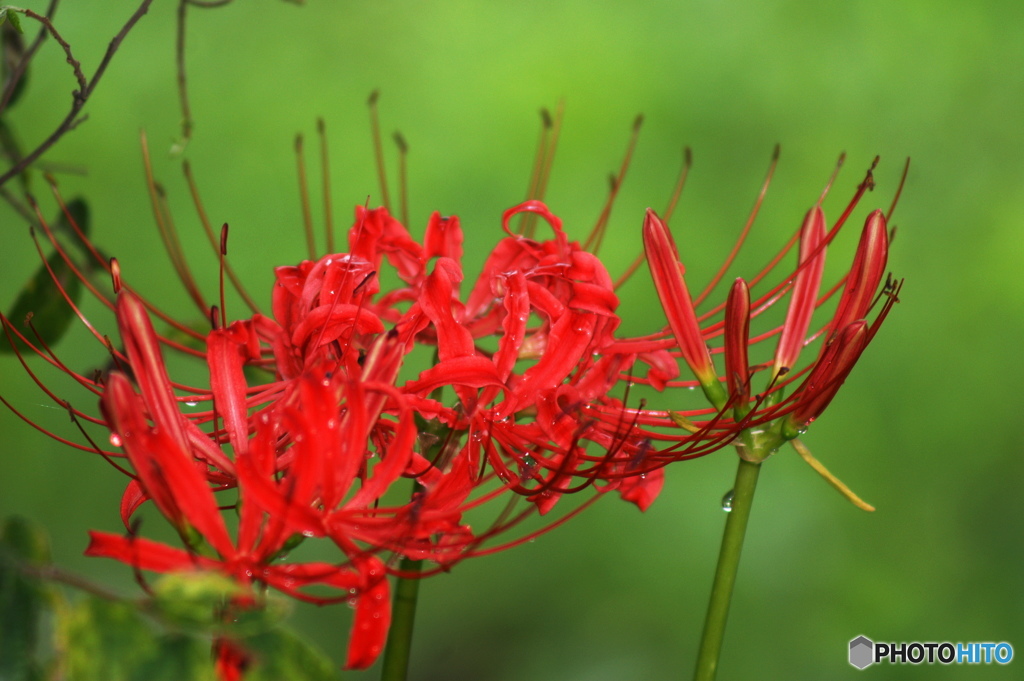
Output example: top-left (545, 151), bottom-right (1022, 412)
top-left (849, 635), bottom-right (874, 669)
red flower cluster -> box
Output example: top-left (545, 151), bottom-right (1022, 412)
top-left (4, 196), bottom-right (665, 669)
top-left (3, 137), bottom-right (900, 671)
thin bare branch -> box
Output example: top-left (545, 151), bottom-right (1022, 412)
top-left (0, 0), bottom-right (156, 189)
top-left (0, 0), bottom-right (59, 113)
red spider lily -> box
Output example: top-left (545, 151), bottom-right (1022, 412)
top-left (616, 156), bottom-right (902, 478)
top-left (1, 175), bottom-right (667, 670)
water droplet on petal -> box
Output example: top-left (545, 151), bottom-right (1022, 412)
top-left (721, 489), bottom-right (734, 512)
top-left (184, 400), bottom-right (198, 407)
top-left (109, 433), bottom-right (122, 447)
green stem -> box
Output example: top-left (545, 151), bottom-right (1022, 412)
top-left (693, 458), bottom-right (762, 681)
top-left (379, 555), bottom-right (423, 681)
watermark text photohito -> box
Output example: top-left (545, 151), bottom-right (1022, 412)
top-left (848, 636), bottom-right (1013, 669)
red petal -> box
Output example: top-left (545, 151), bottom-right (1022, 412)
top-left (102, 373), bottom-right (182, 524)
top-left (344, 206), bottom-right (426, 288)
top-left (617, 466), bottom-right (665, 512)
top-left (567, 280), bottom-right (619, 317)
top-left (773, 206), bottom-right (827, 374)
top-left (465, 238), bottom-right (536, 319)
top-left (234, 447), bottom-right (324, 543)
top-left (507, 310), bottom-right (594, 414)
top-left (829, 210), bottom-right (888, 337)
top-left (103, 372), bottom-right (235, 557)
top-left (213, 638), bottom-right (250, 681)
top-left (289, 304), bottom-right (385, 351)
top-left (404, 356), bottom-right (504, 396)
top-left (501, 201), bottom-right (569, 254)
top-left (119, 479), bottom-right (148, 530)
top-left (344, 557), bottom-right (391, 670)
top-left (419, 258), bottom-right (474, 360)
top-left (358, 331), bottom-right (408, 422)
top-left (724, 278), bottom-right (751, 406)
top-left (423, 211), bottom-right (463, 264)
top-left (492, 271), bottom-right (529, 382)
top-left (85, 531), bottom-right (215, 572)
top-left (642, 210), bottom-right (719, 390)
top-left (789, 321), bottom-right (869, 427)
top-left (114, 292), bottom-right (190, 454)
top-left (347, 402), bottom-right (414, 508)
top-left (207, 323), bottom-right (256, 459)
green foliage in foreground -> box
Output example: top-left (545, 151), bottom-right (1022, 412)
top-left (0, 516), bottom-right (343, 681)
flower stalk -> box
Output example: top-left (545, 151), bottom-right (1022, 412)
top-left (379, 555), bottom-right (423, 681)
top-left (693, 457), bottom-right (762, 681)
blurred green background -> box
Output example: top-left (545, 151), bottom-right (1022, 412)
top-left (1, 1), bottom-right (1021, 679)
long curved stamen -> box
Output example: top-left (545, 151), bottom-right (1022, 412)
top-left (393, 131), bottom-right (410, 229)
top-left (295, 132), bottom-right (316, 259)
top-left (140, 131), bottom-right (208, 314)
top-left (319, 117), bottom-right (336, 251)
top-left (182, 161), bottom-right (261, 314)
top-left (614, 145), bottom-right (693, 290)
top-left (584, 113), bottom-right (643, 255)
top-left (520, 102), bottom-right (564, 238)
top-left (367, 90), bottom-right (391, 212)
top-left (693, 145), bottom-right (780, 307)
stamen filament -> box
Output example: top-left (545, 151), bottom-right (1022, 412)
top-left (294, 133), bottom-right (317, 259)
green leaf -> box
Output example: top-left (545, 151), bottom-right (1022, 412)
top-left (150, 570), bottom-right (243, 631)
top-left (4, 9), bottom-right (23, 34)
top-left (56, 197), bottom-right (91, 239)
top-left (2, 248), bottom-right (82, 353)
top-left (0, 517), bottom-right (52, 681)
top-left (2, 198), bottom-right (91, 354)
top-left (243, 627), bottom-right (342, 681)
top-left (56, 596), bottom-right (157, 681)
top-left (151, 571), bottom-right (290, 635)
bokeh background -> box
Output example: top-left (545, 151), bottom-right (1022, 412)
top-left (1, 1), bottom-right (1021, 679)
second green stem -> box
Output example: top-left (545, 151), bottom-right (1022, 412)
top-left (693, 457), bottom-right (762, 681)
